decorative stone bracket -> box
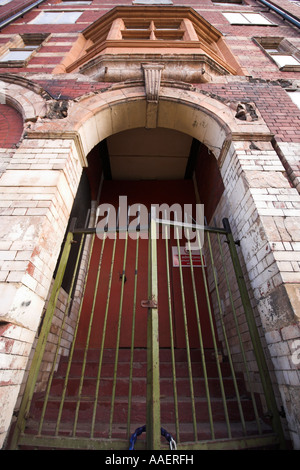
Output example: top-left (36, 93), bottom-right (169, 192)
top-left (142, 63), bottom-right (164, 103)
top-left (142, 63), bottom-right (164, 128)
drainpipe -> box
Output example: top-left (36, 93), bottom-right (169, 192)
top-left (257, 0), bottom-right (300, 29)
top-left (0, 0), bottom-right (45, 30)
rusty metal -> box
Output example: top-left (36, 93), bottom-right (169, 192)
top-left (141, 298), bottom-right (158, 308)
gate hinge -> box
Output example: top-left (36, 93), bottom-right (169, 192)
top-left (141, 297), bottom-right (157, 309)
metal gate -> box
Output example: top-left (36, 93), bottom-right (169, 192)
top-left (9, 210), bottom-right (286, 450)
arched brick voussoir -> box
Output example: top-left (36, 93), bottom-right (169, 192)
top-left (0, 82), bottom-right (48, 123)
top-left (27, 84), bottom-right (273, 166)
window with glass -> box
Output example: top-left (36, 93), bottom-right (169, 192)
top-left (0, 34), bottom-right (49, 66)
top-left (121, 19), bottom-right (184, 40)
top-left (212, 0), bottom-right (243, 3)
top-left (223, 12), bottom-right (274, 25)
top-left (132, 0), bottom-right (173, 4)
top-left (61, 1), bottom-right (91, 4)
top-left (31, 11), bottom-right (82, 24)
top-left (254, 37), bottom-right (300, 71)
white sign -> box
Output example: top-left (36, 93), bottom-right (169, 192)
top-left (172, 247), bottom-right (206, 267)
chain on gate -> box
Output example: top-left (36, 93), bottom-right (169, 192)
top-left (129, 425), bottom-right (177, 450)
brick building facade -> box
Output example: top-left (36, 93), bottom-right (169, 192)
top-left (0, 0), bottom-right (300, 451)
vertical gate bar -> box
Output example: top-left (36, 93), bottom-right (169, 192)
top-left (222, 218), bottom-right (286, 449)
top-left (72, 233), bottom-right (107, 436)
top-left (186, 229), bottom-right (215, 440)
top-left (127, 233), bottom-right (140, 437)
top-left (146, 208), bottom-right (161, 450)
top-left (206, 231), bottom-right (246, 435)
top-left (9, 231), bottom-right (74, 449)
top-left (195, 229), bottom-right (231, 437)
top-left (217, 231), bottom-right (262, 434)
top-left (164, 220), bottom-right (180, 443)
top-left (205, 231), bottom-right (232, 438)
top-left (38, 233), bottom-right (86, 434)
top-left (90, 232), bottom-right (117, 438)
top-left (55, 232), bottom-right (96, 436)
top-left (174, 221), bottom-right (197, 441)
top-left (109, 227), bottom-right (129, 438)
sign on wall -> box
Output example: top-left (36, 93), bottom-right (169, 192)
top-left (172, 247), bottom-right (206, 267)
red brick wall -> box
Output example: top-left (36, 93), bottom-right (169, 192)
top-left (0, 104), bottom-right (23, 148)
top-left (32, 77), bottom-right (300, 143)
top-left (0, 0), bottom-right (300, 79)
top-left (198, 81), bottom-right (300, 143)
top-left (1, 0), bottom-right (300, 141)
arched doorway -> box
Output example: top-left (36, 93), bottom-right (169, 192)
top-left (9, 87), bottom-right (284, 450)
top-left (75, 127), bottom-right (221, 351)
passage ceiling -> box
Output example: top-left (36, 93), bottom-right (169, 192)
top-left (106, 127), bottom-right (193, 180)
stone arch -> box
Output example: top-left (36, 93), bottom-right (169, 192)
top-left (4, 81), bottom-right (300, 449)
top-left (65, 85), bottom-right (269, 163)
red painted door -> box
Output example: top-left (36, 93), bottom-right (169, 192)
top-left (76, 180), bottom-right (213, 349)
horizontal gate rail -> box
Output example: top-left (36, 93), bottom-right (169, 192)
top-left (17, 432), bottom-right (279, 451)
top-left (9, 210), bottom-right (286, 451)
top-left (152, 215), bottom-right (286, 450)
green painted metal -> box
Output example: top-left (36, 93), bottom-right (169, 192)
top-left (222, 218), bottom-right (286, 450)
top-left (72, 232), bottom-right (108, 436)
top-left (164, 225), bottom-right (180, 443)
top-left (206, 231), bottom-right (246, 435)
top-left (109, 229), bottom-right (129, 438)
top-left (174, 222), bottom-right (197, 441)
top-left (10, 214), bottom-right (286, 451)
top-left (171, 433), bottom-right (280, 451)
top-left (216, 230), bottom-right (262, 434)
top-left (9, 231), bottom-right (74, 449)
top-left (146, 209), bottom-right (161, 450)
top-left (90, 232), bottom-right (116, 437)
top-left (55, 232), bottom-right (96, 436)
top-left (127, 233), bottom-right (140, 437)
top-left (195, 228), bottom-right (232, 438)
top-left (17, 432), bottom-right (279, 451)
top-left (186, 232), bottom-right (215, 440)
top-left (38, 233), bottom-right (86, 435)
top-left (18, 434), bottom-right (146, 450)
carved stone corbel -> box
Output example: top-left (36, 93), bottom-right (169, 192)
top-left (142, 63), bottom-right (164, 128)
top-left (142, 63), bottom-right (164, 102)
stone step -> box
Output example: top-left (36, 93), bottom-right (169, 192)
top-left (29, 395), bottom-right (258, 424)
top-left (49, 375), bottom-right (247, 398)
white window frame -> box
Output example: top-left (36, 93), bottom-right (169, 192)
top-left (212, 0), bottom-right (243, 3)
top-left (269, 53), bottom-right (300, 68)
top-left (288, 91), bottom-right (300, 109)
top-left (223, 12), bottom-right (275, 25)
top-left (31, 10), bottom-right (82, 24)
top-left (132, 0), bottom-right (173, 4)
top-left (0, 0), bottom-right (12, 5)
top-left (254, 37), bottom-right (300, 71)
top-left (0, 34), bottom-right (49, 67)
top-left (62, 1), bottom-right (91, 4)
top-left (0, 46), bottom-right (37, 63)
